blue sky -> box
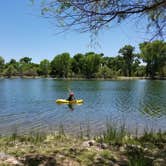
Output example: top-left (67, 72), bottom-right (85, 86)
top-left (0, 0), bottom-right (151, 63)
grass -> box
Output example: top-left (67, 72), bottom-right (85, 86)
top-left (0, 122), bottom-right (165, 166)
top-left (96, 121), bottom-right (132, 145)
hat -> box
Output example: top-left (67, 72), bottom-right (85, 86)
top-left (70, 92), bottom-right (74, 96)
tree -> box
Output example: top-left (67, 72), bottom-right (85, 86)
top-left (0, 56), bottom-right (5, 75)
top-left (7, 59), bottom-right (19, 72)
top-left (71, 53), bottom-right (85, 76)
top-left (51, 53), bottom-right (70, 77)
top-left (119, 45), bottom-right (135, 76)
top-left (83, 52), bottom-right (101, 78)
top-left (19, 57), bottom-right (38, 77)
top-left (38, 59), bottom-right (50, 77)
top-left (132, 58), bottom-right (141, 76)
top-left (139, 40), bottom-right (166, 78)
top-left (106, 56), bottom-right (125, 76)
top-left (20, 57), bottom-right (32, 64)
top-left (9, 59), bottom-right (17, 64)
top-left (4, 65), bottom-right (18, 78)
top-left (39, 0), bottom-right (166, 39)
top-left (96, 66), bottom-right (113, 79)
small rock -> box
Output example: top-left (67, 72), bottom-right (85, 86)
top-left (113, 164), bottom-right (120, 166)
top-left (144, 148), bottom-right (148, 152)
top-left (109, 160), bottom-right (115, 166)
top-left (82, 140), bottom-right (96, 147)
top-left (100, 143), bottom-right (108, 149)
top-left (0, 153), bottom-right (23, 165)
top-left (0, 152), bottom-right (11, 160)
top-left (119, 146), bottom-right (126, 152)
top-left (153, 158), bottom-right (166, 166)
top-left (6, 157), bottom-right (23, 165)
top-left (82, 141), bottom-right (90, 147)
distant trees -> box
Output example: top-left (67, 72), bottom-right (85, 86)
top-left (83, 52), bottom-right (102, 78)
top-left (4, 65), bottom-right (18, 78)
top-left (51, 53), bottom-right (70, 78)
top-left (38, 59), bottom-right (50, 77)
top-left (20, 57), bottom-right (32, 64)
top-left (0, 56), bottom-right (5, 75)
top-left (71, 53), bottom-right (85, 76)
top-left (0, 40), bottom-right (165, 79)
top-left (19, 57), bottom-right (38, 77)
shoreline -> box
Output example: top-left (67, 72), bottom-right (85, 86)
top-left (0, 76), bottom-right (166, 80)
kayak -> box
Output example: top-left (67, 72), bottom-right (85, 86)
top-left (56, 99), bottom-right (84, 104)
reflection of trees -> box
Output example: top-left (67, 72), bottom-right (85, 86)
top-left (114, 80), bottom-right (166, 118)
top-left (139, 81), bottom-right (166, 117)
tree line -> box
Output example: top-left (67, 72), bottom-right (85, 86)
top-left (0, 40), bottom-right (166, 79)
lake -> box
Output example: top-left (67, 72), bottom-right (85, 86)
top-left (0, 78), bottom-right (165, 135)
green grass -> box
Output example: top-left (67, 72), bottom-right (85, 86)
top-left (96, 121), bottom-right (131, 145)
top-left (0, 122), bottom-right (165, 166)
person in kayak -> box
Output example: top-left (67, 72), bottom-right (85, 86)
top-left (68, 91), bottom-right (75, 101)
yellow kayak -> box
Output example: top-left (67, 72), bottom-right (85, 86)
top-left (56, 99), bottom-right (84, 104)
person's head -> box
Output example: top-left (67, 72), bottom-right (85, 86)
top-left (70, 92), bottom-right (74, 96)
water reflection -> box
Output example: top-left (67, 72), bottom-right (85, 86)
top-left (68, 104), bottom-right (74, 111)
top-left (138, 80), bottom-right (166, 117)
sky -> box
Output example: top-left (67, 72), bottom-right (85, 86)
top-left (0, 0), bottom-right (153, 63)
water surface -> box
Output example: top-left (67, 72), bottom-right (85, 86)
top-left (0, 79), bottom-right (165, 135)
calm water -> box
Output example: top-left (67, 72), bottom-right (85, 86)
top-left (0, 78), bottom-right (165, 135)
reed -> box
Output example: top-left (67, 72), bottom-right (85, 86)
top-left (96, 120), bottom-right (130, 145)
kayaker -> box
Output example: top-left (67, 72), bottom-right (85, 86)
top-left (68, 91), bottom-right (75, 101)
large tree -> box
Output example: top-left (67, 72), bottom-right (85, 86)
top-left (71, 53), bottom-right (85, 76)
top-left (38, 59), bottom-right (50, 77)
top-left (139, 40), bottom-right (166, 78)
top-left (39, 0), bottom-right (166, 40)
top-left (119, 45), bottom-right (135, 76)
top-left (83, 52), bottom-right (102, 78)
top-left (51, 53), bottom-right (70, 77)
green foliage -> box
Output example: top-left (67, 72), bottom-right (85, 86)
top-left (96, 66), bottom-right (113, 78)
top-left (70, 53), bottom-right (84, 76)
top-left (19, 63), bottom-right (38, 77)
top-left (0, 56), bottom-right (5, 74)
top-left (20, 57), bottom-right (32, 64)
top-left (0, 40), bottom-right (165, 78)
top-left (134, 65), bottom-right (146, 77)
top-left (106, 56), bottom-right (125, 76)
top-left (38, 59), bottom-right (50, 77)
top-left (119, 45), bottom-right (135, 77)
top-left (3, 65), bottom-right (18, 77)
top-left (38, 0), bottom-right (166, 40)
top-left (128, 155), bottom-right (151, 166)
top-left (51, 53), bottom-right (70, 78)
top-left (83, 52), bottom-right (101, 78)
top-left (97, 121), bottom-right (128, 145)
top-left (139, 40), bottom-right (166, 78)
